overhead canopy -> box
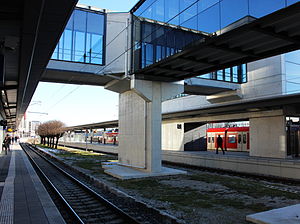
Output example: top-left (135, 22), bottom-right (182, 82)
top-left (67, 120), bottom-right (118, 131)
top-left (162, 93), bottom-right (300, 121)
top-left (133, 2), bottom-right (300, 81)
top-left (0, 0), bottom-right (77, 128)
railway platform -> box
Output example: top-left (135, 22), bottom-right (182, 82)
top-left (60, 141), bottom-right (300, 181)
top-left (0, 144), bottom-right (65, 224)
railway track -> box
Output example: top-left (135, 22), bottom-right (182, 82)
top-left (21, 143), bottom-right (141, 224)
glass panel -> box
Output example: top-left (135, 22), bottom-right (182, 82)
top-left (243, 134), bottom-right (247, 144)
top-left (91, 34), bottom-right (103, 64)
top-left (52, 9), bottom-right (104, 65)
top-left (63, 30), bottom-right (72, 61)
top-left (165, 0), bottom-right (180, 24)
top-left (242, 64), bottom-right (247, 83)
top-left (286, 50), bottom-right (300, 62)
top-left (74, 10), bottom-right (87, 32)
top-left (286, 62), bottom-right (300, 80)
top-left (232, 66), bottom-right (238, 83)
top-left (180, 0), bottom-right (198, 25)
top-left (286, 81), bottom-right (300, 93)
top-left (229, 135), bottom-right (236, 143)
top-left (135, 19), bottom-right (204, 69)
top-left (153, 0), bottom-right (165, 21)
top-left (287, 0), bottom-right (300, 6)
top-left (199, 73), bottom-right (211, 79)
top-left (224, 68), bottom-right (231, 82)
top-left (74, 31), bottom-right (86, 62)
top-left (198, 3), bottom-right (220, 33)
top-left (249, 0), bottom-right (286, 18)
top-left (135, 0), bottom-right (156, 17)
top-left (181, 15), bottom-right (198, 30)
top-left (65, 14), bottom-right (74, 30)
top-left (198, 0), bottom-right (219, 12)
top-left (285, 51), bottom-right (300, 93)
top-left (156, 45), bottom-right (162, 62)
top-left (87, 13), bottom-right (104, 35)
top-left (145, 43), bottom-right (154, 66)
top-left (217, 70), bottom-right (223, 81)
top-left (221, 0), bottom-right (248, 28)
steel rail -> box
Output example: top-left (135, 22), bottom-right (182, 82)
top-left (21, 143), bottom-right (141, 224)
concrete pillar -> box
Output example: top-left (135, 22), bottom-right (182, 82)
top-left (250, 115), bottom-right (286, 158)
top-left (106, 78), bottom-right (184, 173)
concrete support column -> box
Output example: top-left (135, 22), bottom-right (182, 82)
top-left (106, 78), bottom-right (183, 173)
top-left (144, 81), bottom-right (163, 172)
top-left (250, 114), bottom-right (286, 158)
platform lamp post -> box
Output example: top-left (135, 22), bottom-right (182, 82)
top-left (85, 130), bottom-right (89, 151)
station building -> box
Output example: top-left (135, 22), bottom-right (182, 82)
top-left (56, 1), bottom-right (300, 161)
top-left (2, 0), bottom-right (300, 177)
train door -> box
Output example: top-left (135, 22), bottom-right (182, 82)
top-left (207, 133), bottom-right (214, 150)
top-left (237, 132), bottom-right (248, 151)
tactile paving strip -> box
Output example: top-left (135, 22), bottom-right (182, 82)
top-left (0, 151), bottom-right (15, 224)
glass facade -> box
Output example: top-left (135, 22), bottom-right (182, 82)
top-left (197, 64), bottom-right (247, 83)
top-left (51, 8), bottom-right (105, 65)
top-left (285, 50), bottom-right (300, 94)
top-left (132, 18), bottom-right (205, 71)
top-left (132, 0), bottom-right (298, 73)
top-left (134, 0), bottom-right (298, 33)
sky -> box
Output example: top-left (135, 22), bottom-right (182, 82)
top-left (29, 0), bottom-right (139, 127)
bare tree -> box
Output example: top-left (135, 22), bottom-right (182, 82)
top-left (36, 120), bottom-right (66, 148)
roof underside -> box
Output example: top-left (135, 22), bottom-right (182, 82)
top-left (133, 2), bottom-right (300, 82)
top-left (67, 120), bottom-right (118, 130)
top-left (0, 0), bottom-right (78, 128)
top-left (66, 93), bottom-right (300, 129)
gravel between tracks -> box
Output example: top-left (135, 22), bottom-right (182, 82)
top-left (39, 145), bottom-right (300, 224)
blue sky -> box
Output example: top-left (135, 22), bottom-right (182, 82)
top-left (30, 0), bottom-right (139, 126)
top-left (78, 0), bottom-right (139, 12)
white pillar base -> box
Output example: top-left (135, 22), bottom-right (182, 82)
top-left (102, 162), bottom-right (186, 180)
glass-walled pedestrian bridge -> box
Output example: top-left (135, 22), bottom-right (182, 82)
top-left (131, 0), bottom-right (300, 81)
top-left (44, 1), bottom-right (300, 88)
top-left (51, 8), bottom-right (105, 65)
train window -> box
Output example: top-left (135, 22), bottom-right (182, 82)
top-left (228, 135), bottom-right (236, 143)
top-left (208, 137), bottom-right (211, 143)
top-left (212, 137), bottom-right (215, 143)
top-left (243, 134), bottom-right (247, 144)
top-left (238, 134), bottom-right (241, 143)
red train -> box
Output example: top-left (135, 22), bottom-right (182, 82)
top-left (92, 129), bottom-right (118, 144)
top-left (207, 127), bottom-right (249, 151)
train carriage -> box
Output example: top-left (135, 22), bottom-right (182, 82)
top-left (207, 127), bottom-right (249, 151)
top-left (92, 129), bottom-right (118, 144)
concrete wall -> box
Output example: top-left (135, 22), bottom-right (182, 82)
top-left (183, 123), bottom-right (207, 151)
top-left (250, 115), bottom-right (286, 158)
top-left (162, 122), bottom-right (184, 151)
top-left (161, 122), bottom-right (207, 151)
top-left (162, 55), bottom-right (284, 114)
top-left (242, 55), bottom-right (284, 99)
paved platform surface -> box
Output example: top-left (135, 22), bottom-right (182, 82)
top-left (0, 144), bottom-right (65, 224)
top-left (246, 203), bottom-right (300, 224)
